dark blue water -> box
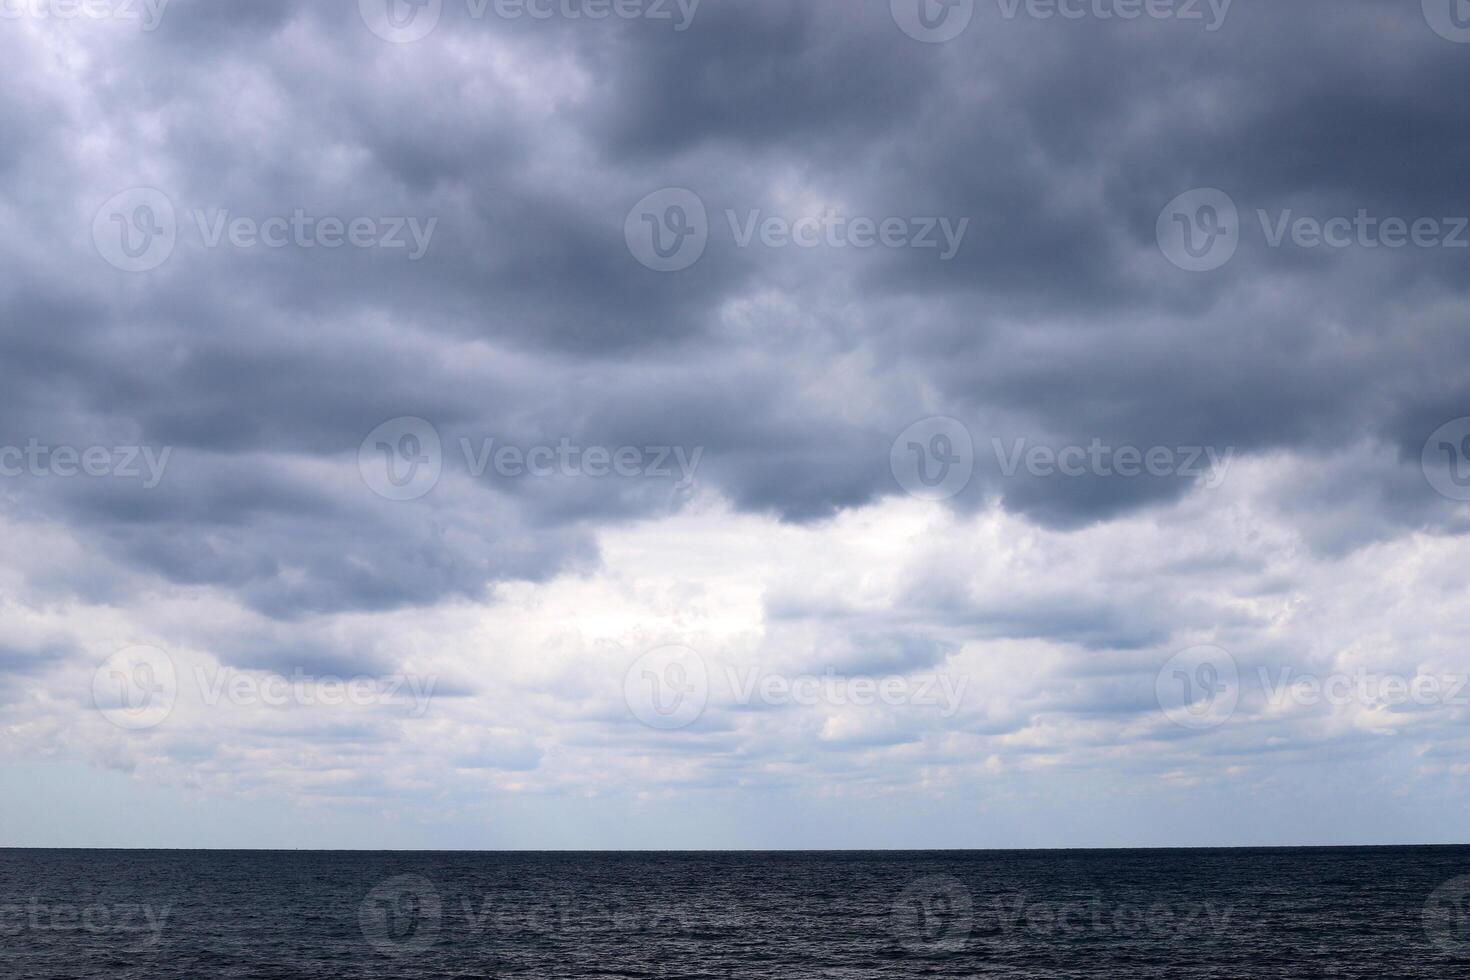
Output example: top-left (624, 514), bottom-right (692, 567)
top-left (3, 847), bottom-right (1469, 978)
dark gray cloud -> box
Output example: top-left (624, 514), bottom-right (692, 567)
top-left (1, 0), bottom-right (1467, 631)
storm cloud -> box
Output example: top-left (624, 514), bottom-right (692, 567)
top-left (2, 0), bottom-right (1469, 848)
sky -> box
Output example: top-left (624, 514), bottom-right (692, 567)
top-left (3, 0), bottom-right (1470, 849)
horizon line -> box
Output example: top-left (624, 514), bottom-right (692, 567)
top-left (5, 842), bottom-right (1468, 853)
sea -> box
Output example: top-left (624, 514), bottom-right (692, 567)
top-left (3, 846), bottom-right (1469, 978)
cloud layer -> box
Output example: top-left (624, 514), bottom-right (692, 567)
top-left (2, 0), bottom-right (1470, 848)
